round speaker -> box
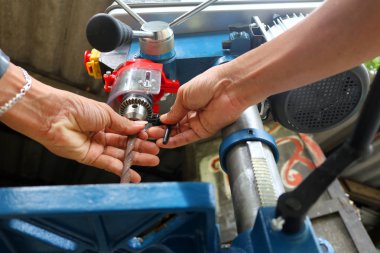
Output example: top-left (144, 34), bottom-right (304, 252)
top-left (269, 65), bottom-right (370, 133)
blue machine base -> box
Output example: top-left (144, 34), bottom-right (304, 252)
top-left (0, 183), bottom-right (219, 253)
top-left (0, 183), bottom-right (328, 253)
top-left (228, 208), bottom-right (324, 253)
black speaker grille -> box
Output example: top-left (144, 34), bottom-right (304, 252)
top-left (286, 71), bottom-right (362, 132)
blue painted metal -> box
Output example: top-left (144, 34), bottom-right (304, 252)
top-left (0, 28), bottom-right (335, 253)
top-left (129, 32), bottom-right (229, 60)
top-left (318, 238), bottom-right (335, 253)
top-left (0, 183), bottom-right (219, 253)
top-left (140, 50), bottom-right (176, 62)
top-left (0, 182), bottom-right (327, 253)
top-left (213, 55), bottom-right (235, 66)
top-left (219, 128), bottom-right (280, 172)
top-left (228, 31), bottom-right (251, 56)
top-left (227, 207), bottom-right (323, 253)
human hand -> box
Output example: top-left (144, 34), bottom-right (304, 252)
top-left (147, 65), bottom-right (247, 148)
top-left (39, 90), bottom-right (159, 182)
top-left (0, 65), bottom-right (159, 182)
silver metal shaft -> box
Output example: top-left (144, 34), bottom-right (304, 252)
top-left (169, 0), bottom-right (218, 27)
top-left (132, 30), bottom-right (154, 39)
top-left (114, 0), bottom-right (146, 25)
top-left (221, 105), bottom-right (284, 233)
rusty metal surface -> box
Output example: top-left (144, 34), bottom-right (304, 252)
top-left (0, 0), bottom-right (112, 94)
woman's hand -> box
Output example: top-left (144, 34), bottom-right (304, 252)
top-left (0, 64), bottom-right (159, 182)
top-left (41, 90), bottom-right (160, 182)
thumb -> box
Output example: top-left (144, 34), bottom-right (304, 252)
top-left (104, 105), bottom-right (147, 134)
top-left (161, 87), bottom-right (189, 125)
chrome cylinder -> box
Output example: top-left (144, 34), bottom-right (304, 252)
top-left (139, 21), bottom-right (175, 58)
top-left (124, 103), bottom-right (148, 121)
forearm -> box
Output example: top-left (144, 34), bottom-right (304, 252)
top-left (222, 0), bottom-right (380, 108)
top-left (1, 63), bottom-right (158, 176)
top-left (0, 63), bottom-right (60, 142)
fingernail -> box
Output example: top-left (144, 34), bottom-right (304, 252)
top-left (134, 121), bottom-right (148, 126)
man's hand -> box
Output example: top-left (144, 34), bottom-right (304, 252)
top-left (147, 65), bottom-right (246, 148)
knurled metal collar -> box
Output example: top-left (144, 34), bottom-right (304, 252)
top-left (119, 94), bottom-right (153, 118)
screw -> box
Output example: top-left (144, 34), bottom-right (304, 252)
top-left (271, 216), bottom-right (285, 231)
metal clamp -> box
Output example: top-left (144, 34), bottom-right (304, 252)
top-left (219, 128), bottom-right (279, 172)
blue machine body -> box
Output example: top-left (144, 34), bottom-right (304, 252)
top-left (229, 208), bottom-right (324, 253)
top-left (0, 30), bottom-right (329, 253)
top-left (0, 183), bottom-right (324, 253)
top-left (0, 183), bottom-right (219, 253)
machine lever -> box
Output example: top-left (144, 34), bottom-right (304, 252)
top-left (276, 69), bottom-right (380, 233)
top-left (169, 0), bottom-right (218, 27)
top-left (86, 14), bottom-right (154, 52)
top-left (114, 0), bottom-right (147, 25)
top-left (113, 0), bottom-right (218, 29)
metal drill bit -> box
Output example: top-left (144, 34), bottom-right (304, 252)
top-left (120, 135), bottom-right (136, 183)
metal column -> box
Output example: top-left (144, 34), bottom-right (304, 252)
top-left (221, 105), bottom-right (284, 233)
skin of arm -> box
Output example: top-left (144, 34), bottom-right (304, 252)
top-left (0, 64), bottom-right (160, 182)
top-left (148, 0), bottom-right (380, 148)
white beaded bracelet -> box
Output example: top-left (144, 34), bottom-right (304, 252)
top-left (0, 67), bottom-right (32, 117)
